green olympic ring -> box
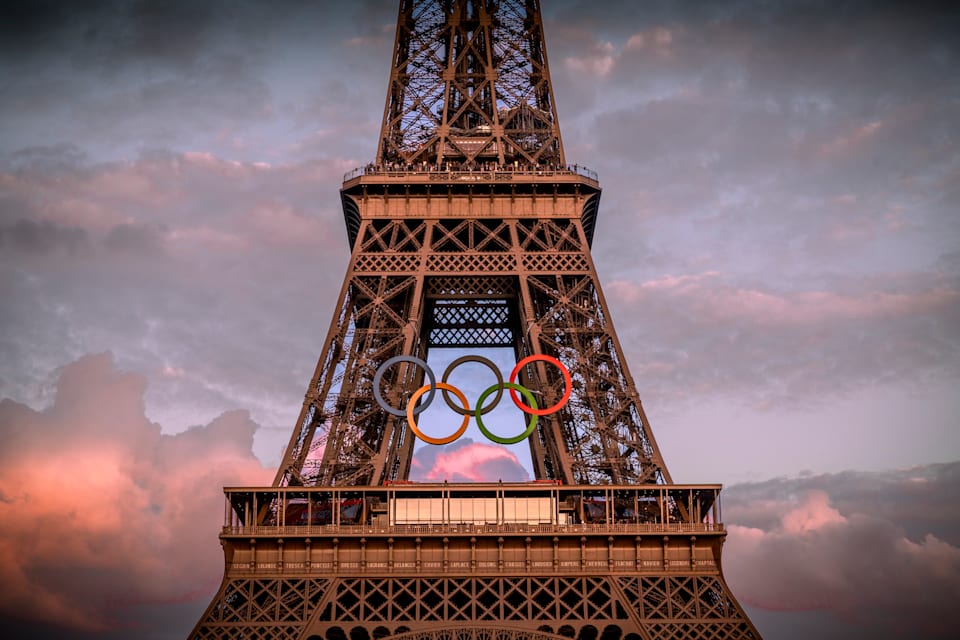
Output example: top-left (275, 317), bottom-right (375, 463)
top-left (474, 382), bottom-right (538, 444)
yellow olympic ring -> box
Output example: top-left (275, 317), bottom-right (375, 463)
top-left (406, 382), bottom-right (471, 445)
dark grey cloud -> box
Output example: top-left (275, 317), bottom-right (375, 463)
top-left (0, 219), bottom-right (88, 255)
top-left (0, 1), bottom-right (395, 163)
top-left (103, 221), bottom-right (166, 254)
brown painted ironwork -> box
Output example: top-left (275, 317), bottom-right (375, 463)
top-left (191, 1), bottom-right (761, 638)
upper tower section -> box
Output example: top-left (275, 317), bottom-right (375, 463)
top-left (377, 0), bottom-right (564, 168)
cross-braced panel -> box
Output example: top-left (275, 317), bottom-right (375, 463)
top-left (190, 577), bottom-right (329, 639)
top-left (362, 219), bottom-right (428, 253)
top-left (378, 0), bottom-right (563, 167)
top-left (317, 576), bottom-right (629, 625)
top-left (276, 268), bottom-right (427, 487)
top-left (388, 628), bottom-right (569, 640)
top-left (429, 298), bottom-right (515, 348)
top-left (521, 271), bottom-right (669, 485)
top-left (517, 219), bottom-right (584, 253)
top-left (427, 275), bottom-right (516, 298)
top-left (431, 219), bottom-right (513, 253)
top-left (615, 576), bottom-right (759, 640)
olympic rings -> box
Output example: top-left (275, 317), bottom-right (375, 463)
top-left (372, 353), bottom-right (571, 445)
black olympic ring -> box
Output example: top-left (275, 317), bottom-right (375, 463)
top-left (441, 355), bottom-right (503, 416)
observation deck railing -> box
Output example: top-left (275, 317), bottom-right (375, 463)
top-left (222, 521), bottom-right (724, 537)
top-left (221, 482), bottom-right (725, 532)
top-left (343, 163), bottom-right (599, 184)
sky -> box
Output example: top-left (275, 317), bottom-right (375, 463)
top-left (0, 0), bottom-right (958, 638)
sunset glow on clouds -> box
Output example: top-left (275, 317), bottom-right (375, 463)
top-left (0, 354), bottom-right (271, 633)
top-left (723, 467), bottom-right (960, 639)
top-left (1, 0), bottom-right (959, 637)
top-left (411, 439), bottom-right (530, 483)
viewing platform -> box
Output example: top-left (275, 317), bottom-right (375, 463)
top-left (216, 483), bottom-right (728, 579)
top-left (342, 163), bottom-right (600, 189)
top-left (221, 482), bottom-right (724, 534)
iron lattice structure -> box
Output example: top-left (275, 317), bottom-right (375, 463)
top-left (379, 0), bottom-right (563, 167)
top-left (191, 1), bottom-right (761, 639)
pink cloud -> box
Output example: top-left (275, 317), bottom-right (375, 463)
top-left (0, 354), bottom-right (272, 632)
top-left (240, 201), bottom-right (330, 249)
top-left (560, 25), bottom-right (677, 79)
top-left (2, 150), bottom-right (349, 248)
top-left (419, 442), bottom-right (529, 483)
top-left (724, 489), bottom-right (960, 636)
top-left (624, 27), bottom-right (675, 54)
top-left (609, 273), bottom-right (960, 326)
top-left (779, 490), bottom-right (845, 534)
top-left (564, 40), bottom-right (616, 76)
top-left (819, 120), bottom-right (884, 157)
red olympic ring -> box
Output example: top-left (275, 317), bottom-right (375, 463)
top-left (508, 354), bottom-right (572, 416)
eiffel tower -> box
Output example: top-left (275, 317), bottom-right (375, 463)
top-left (190, 1), bottom-right (761, 638)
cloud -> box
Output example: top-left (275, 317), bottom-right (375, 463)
top-left (0, 1), bottom-right (394, 164)
top-left (0, 353), bottom-right (272, 633)
top-left (603, 271), bottom-right (960, 408)
top-left (564, 39), bottom-right (616, 77)
top-left (722, 463), bottom-right (960, 639)
top-left (410, 438), bottom-right (530, 483)
top-left (0, 218), bottom-right (88, 255)
top-left (0, 149), bottom-right (352, 465)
